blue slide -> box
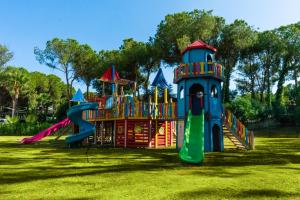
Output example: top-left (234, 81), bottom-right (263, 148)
top-left (65, 102), bottom-right (98, 145)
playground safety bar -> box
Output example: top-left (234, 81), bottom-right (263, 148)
top-left (174, 61), bottom-right (224, 83)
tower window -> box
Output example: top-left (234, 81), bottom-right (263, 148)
top-left (211, 85), bottom-right (218, 98)
top-left (207, 54), bottom-right (213, 62)
top-left (179, 86), bottom-right (184, 99)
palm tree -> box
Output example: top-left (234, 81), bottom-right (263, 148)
top-left (0, 67), bottom-right (30, 117)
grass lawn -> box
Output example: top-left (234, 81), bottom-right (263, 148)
top-left (0, 136), bottom-right (299, 200)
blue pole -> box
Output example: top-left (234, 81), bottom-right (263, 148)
top-left (112, 65), bottom-right (115, 95)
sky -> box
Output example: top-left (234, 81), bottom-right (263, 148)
top-left (1, 0), bottom-right (300, 93)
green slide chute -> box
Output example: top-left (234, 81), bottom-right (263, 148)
top-left (179, 110), bottom-right (204, 164)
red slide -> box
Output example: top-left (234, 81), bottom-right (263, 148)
top-left (21, 118), bottom-right (71, 144)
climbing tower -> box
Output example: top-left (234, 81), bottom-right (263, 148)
top-left (174, 40), bottom-right (224, 152)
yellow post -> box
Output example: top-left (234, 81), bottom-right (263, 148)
top-left (164, 88), bottom-right (168, 104)
top-left (200, 62), bottom-right (204, 74)
top-left (164, 88), bottom-right (168, 118)
top-left (155, 120), bottom-right (158, 148)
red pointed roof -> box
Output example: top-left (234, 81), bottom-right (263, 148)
top-left (99, 66), bottom-right (120, 83)
top-left (181, 40), bottom-right (217, 54)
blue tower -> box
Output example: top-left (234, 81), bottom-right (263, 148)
top-left (174, 40), bottom-right (224, 152)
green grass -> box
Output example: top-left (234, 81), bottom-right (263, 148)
top-left (0, 136), bottom-right (299, 200)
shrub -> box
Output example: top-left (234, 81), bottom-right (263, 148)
top-left (55, 101), bottom-right (69, 121)
top-left (25, 114), bottom-right (38, 124)
top-left (0, 122), bottom-right (51, 136)
top-left (227, 96), bottom-right (269, 123)
top-left (5, 115), bottom-right (19, 124)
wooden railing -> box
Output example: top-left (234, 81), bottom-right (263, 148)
top-left (174, 61), bottom-right (224, 82)
top-left (224, 109), bottom-right (254, 149)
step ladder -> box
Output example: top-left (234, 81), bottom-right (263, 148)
top-left (223, 124), bottom-right (249, 150)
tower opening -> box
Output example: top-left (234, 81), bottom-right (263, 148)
top-left (207, 54), bottom-right (213, 62)
top-left (189, 84), bottom-right (204, 115)
top-left (212, 124), bottom-right (221, 151)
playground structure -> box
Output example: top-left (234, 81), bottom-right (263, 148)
top-left (83, 66), bottom-right (177, 148)
top-left (21, 40), bottom-right (254, 164)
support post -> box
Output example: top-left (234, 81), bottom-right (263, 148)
top-left (100, 121), bottom-right (103, 146)
top-left (155, 120), bottom-right (158, 148)
top-left (113, 120), bottom-right (116, 147)
top-left (102, 81), bottom-right (105, 97)
top-left (148, 120), bottom-right (152, 148)
top-left (165, 121), bottom-right (168, 147)
top-left (94, 122), bottom-right (97, 145)
top-left (124, 119), bottom-right (127, 148)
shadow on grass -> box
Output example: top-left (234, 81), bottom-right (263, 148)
top-left (177, 188), bottom-right (300, 199)
top-left (0, 137), bottom-right (299, 186)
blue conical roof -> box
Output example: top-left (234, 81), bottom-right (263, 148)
top-left (70, 89), bottom-right (86, 102)
top-left (151, 68), bottom-right (169, 89)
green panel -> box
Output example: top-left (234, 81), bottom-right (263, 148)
top-left (179, 110), bottom-right (204, 164)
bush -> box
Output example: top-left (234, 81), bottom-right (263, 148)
top-left (25, 114), bottom-right (38, 124)
top-left (55, 101), bottom-right (69, 121)
top-left (5, 115), bottom-right (19, 124)
top-left (227, 96), bottom-right (270, 123)
top-left (0, 122), bottom-right (51, 136)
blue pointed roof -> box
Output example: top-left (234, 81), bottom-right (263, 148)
top-left (70, 89), bottom-right (86, 102)
top-left (151, 68), bottom-right (169, 89)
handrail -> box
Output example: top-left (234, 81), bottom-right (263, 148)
top-left (223, 109), bottom-right (253, 149)
top-left (174, 61), bottom-right (224, 82)
top-left (83, 98), bottom-right (177, 121)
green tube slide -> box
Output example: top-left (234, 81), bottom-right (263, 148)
top-left (179, 110), bottom-right (204, 164)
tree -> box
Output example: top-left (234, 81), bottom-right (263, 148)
top-left (274, 24), bottom-right (300, 107)
top-left (140, 39), bottom-right (161, 98)
top-left (72, 44), bottom-right (99, 96)
top-left (218, 20), bottom-right (257, 102)
top-left (118, 39), bottom-right (147, 97)
top-left (0, 67), bottom-right (30, 117)
top-left (154, 9), bottom-right (225, 64)
top-left (0, 44), bottom-right (13, 67)
top-left (256, 31), bottom-right (281, 107)
top-left (235, 31), bottom-right (259, 99)
top-left (34, 38), bottom-right (80, 107)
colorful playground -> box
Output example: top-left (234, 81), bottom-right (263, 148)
top-left (21, 41), bottom-right (254, 164)
top-left (1, 1), bottom-right (300, 199)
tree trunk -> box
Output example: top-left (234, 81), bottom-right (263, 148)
top-left (144, 70), bottom-right (151, 100)
top-left (65, 67), bottom-right (71, 108)
top-left (86, 83), bottom-right (90, 99)
top-left (294, 66), bottom-right (299, 106)
top-left (223, 62), bottom-right (232, 103)
top-left (275, 66), bottom-right (289, 106)
top-left (11, 96), bottom-right (17, 117)
top-left (266, 63), bottom-right (271, 107)
top-left (294, 67), bottom-right (298, 92)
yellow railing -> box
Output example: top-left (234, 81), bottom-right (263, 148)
top-left (83, 100), bottom-right (177, 121)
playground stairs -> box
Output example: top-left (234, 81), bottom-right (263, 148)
top-left (222, 124), bottom-right (248, 150)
